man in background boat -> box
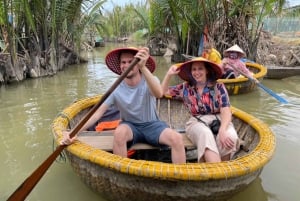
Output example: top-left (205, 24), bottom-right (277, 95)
top-left (202, 42), bottom-right (222, 65)
top-left (221, 44), bottom-right (257, 81)
top-left (61, 47), bottom-right (186, 164)
top-left (161, 57), bottom-right (239, 162)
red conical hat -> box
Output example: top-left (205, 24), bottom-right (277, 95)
top-left (105, 47), bottom-right (156, 75)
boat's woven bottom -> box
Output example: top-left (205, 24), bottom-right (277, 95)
top-left (67, 151), bottom-right (262, 201)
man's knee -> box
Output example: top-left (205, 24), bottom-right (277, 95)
top-left (160, 128), bottom-right (183, 147)
top-left (169, 131), bottom-right (184, 147)
top-left (114, 124), bottom-right (132, 144)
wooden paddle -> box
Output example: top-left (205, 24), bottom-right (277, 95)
top-left (225, 62), bottom-right (288, 104)
top-left (7, 58), bottom-right (140, 201)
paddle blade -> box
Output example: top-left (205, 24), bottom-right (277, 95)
top-left (7, 145), bottom-right (65, 201)
top-left (257, 83), bottom-right (288, 104)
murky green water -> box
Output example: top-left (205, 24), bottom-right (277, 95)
top-left (1, 43), bottom-right (300, 201)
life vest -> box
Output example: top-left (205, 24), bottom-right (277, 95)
top-left (95, 119), bottom-right (120, 131)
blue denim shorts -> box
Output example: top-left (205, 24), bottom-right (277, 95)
top-left (120, 120), bottom-right (168, 147)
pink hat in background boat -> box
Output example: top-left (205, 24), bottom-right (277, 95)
top-left (223, 44), bottom-right (246, 57)
top-left (105, 47), bottom-right (156, 75)
top-left (177, 57), bottom-right (223, 81)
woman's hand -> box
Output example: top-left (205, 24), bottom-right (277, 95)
top-left (167, 64), bottom-right (180, 76)
top-left (218, 130), bottom-right (234, 149)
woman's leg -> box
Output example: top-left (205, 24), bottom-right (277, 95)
top-left (216, 122), bottom-right (239, 161)
top-left (186, 117), bottom-right (221, 163)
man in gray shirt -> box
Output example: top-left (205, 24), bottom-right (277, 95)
top-left (62, 47), bottom-right (186, 164)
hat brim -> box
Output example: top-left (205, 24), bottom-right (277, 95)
top-left (177, 57), bottom-right (223, 81)
top-left (223, 51), bottom-right (245, 58)
top-left (224, 45), bottom-right (246, 58)
top-left (105, 47), bottom-right (156, 75)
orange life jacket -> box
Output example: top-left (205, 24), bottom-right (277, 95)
top-left (95, 119), bottom-right (121, 131)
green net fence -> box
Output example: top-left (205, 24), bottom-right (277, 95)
top-left (263, 17), bottom-right (300, 38)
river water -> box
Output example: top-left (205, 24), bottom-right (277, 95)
top-left (1, 43), bottom-right (300, 201)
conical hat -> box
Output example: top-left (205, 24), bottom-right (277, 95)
top-left (224, 44), bottom-right (246, 57)
top-left (105, 47), bottom-right (156, 75)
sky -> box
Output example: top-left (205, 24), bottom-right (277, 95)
top-left (289, 0), bottom-right (300, 6)
top-left (103, 0), bottom-right (144, 12)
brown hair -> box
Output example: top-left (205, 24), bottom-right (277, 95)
top-left (118, 50), bottom-right (137, 62)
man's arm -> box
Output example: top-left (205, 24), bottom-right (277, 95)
top-left (61, 103), bottom-right (109, 145)
top-left (81, 103), bottom-right (110, 131)
top-left (140, 66), bottom-right (163, 98)
top-left (136, 47), bottom-right (163, 98)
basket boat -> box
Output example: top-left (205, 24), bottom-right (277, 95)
top-left (218, 62), bottom-right (267, 95)
top-left (52, 95), bottom-right (275, 201)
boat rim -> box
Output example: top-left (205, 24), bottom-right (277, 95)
top-left (52, 95), bottom-right (275, 181)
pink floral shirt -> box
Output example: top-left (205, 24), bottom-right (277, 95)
top-left (168, 82), bottom-right (230, 116)
top-left (221, 58), bottom-right (252, 77)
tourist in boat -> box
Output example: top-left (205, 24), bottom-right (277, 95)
top-left (61, 47), bottom-right (186, 164)
top-left (202, 42), bottom-right (222, 64)
top-left (161, 57), bottom-right (239, 162)
top-left (221, 44), bottom-right (257, 81)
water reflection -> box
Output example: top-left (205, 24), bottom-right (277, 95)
top-left (230, 177), bottom-right (268, 201)
top-left (1, 43), bottom-right (300, 201)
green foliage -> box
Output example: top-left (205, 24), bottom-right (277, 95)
top-left (0, 0), bottom-right (296, 67)
top-left (102, 1), bottom-right (149, 38)
top-left (147, 0), bottom-right (291, 59)
top-left (131, 29), bottom-right (147, 43)
top-left (0, 1), bottom-right (6, 25)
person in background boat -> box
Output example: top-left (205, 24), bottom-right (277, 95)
top-left (221, 44), bottom-right (258, 82)
top-left (202, 42), bottom-right (222, 65)
top-left (161, 57), bottom-right (238, 162)
top-left (61, 47), bottom-right (186, 164)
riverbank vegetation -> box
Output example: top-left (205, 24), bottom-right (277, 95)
top-left (0, 0), bottom-right (299, 84)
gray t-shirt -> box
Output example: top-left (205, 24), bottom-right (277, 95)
top-left (104, 75), bottom-right (159, 123)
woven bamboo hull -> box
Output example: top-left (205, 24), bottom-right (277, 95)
top-left (218, 62), bottom-right (267, 95)
top-left (265, 66), bottom-right (300, 79)
top-left (67, 152), bottom-right (262, 201)
top-left (52, 95), bottom-right (275, 201)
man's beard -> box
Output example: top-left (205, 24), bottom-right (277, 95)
top-left (126, 71), bottom-right (137, 79)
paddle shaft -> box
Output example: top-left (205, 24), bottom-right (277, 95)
top-left (224, 62), bottom-right (257, 81)
top-left (7, 58), bottom-right (140, 201)
top-left (226, 62), bottom-right (288, 104)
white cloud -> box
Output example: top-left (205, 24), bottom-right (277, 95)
top-left (288, 0), bottom-right (300, 6)
top-left (103, 0), bottom-right (144, 11)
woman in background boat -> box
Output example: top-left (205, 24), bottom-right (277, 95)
top-left (221, 44), bottom-right (255, 80)
top-left (61, 47), bottom-right (186, 164)
top-left (202, 42), bottom-right (222, 65)
top-left (161, 57), bottom-right (239, 162)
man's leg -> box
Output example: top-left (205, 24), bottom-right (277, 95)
top-left (113, 124), bottom-right (133, 157)
top-left (159, 128), bottom-right (186, 164)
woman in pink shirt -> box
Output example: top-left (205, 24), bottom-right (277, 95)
top-left (221, 45), bottom-right (253, 79)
